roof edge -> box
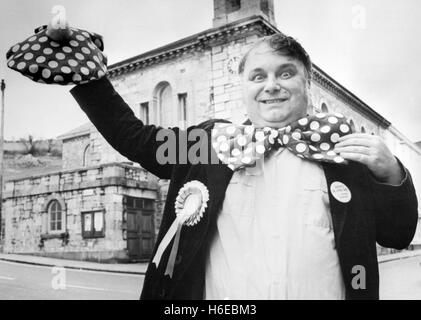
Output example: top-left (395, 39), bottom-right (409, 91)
top-left (388, 125), bottom-right (421, 154)
top-left (56, 123), bottom-right (93, 141)
top-left (312, 65), bottom-right (391, 129)
top-left (107, 16), bottom-right (279, 76)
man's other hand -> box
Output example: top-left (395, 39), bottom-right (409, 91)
top-left (334, 133), bottom-right (404, 185)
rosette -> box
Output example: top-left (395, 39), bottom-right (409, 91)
top-left (152, 180), bottom-right (209, 278)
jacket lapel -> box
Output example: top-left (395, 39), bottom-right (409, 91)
top-left (322, 162), bottom-right (355, 248)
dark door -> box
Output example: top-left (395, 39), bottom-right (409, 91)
top-left (125, 197), bottom-right (155, 261)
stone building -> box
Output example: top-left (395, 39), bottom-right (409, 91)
top-left (1, 0), bottom-right (420, 261)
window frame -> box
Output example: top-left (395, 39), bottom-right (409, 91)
top-left (140, 101), bottom-right (150, 125)
top-left (158, 83), bottom-right (173, 127)
top-left (81, 209), bottom-right (106, 239)
top-left (178, 93), bottom-right (188, 129)
top-left (48, 200), bottom-right (64, 233)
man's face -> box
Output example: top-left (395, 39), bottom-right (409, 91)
top-left (241, 43), bottom-right (310, 128)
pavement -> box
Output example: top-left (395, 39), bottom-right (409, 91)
top-left (377, 249), bottom-right (421, 263)
top-left (0, 249), bottom-right (420, 276)
top-left (0, 253), bottom-right (148, 275)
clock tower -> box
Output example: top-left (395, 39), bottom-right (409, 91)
top-left (213, 0), bottom-right (277, 28)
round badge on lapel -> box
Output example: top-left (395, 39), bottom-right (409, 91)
top-left (330, 181), bottom-right (352, 203)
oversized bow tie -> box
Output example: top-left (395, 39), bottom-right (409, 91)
top-left (211, 112), bottom-right (353, 171)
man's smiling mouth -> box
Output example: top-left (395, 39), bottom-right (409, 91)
top-left (259, 98), bottom-right (288, 104)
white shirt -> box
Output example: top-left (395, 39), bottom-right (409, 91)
top-left (204, 148), bottom-right (345, 300)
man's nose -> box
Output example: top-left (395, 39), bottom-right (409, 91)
top-left (263, 75), bottom-right (281, 94)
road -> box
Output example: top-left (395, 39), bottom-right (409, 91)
top-left (0, 260), bottom-right (144, 300)
top-left (0, 255), bottom-right (420, 299)
top-left (379, 255), bottom-right (421, 300)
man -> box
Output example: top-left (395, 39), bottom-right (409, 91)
top-left (70, 34), bottom-right (417, 300)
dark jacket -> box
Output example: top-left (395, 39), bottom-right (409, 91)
top-left (71, 77), bottom-right (419, 300)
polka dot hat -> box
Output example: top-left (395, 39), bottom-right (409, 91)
top-left (6, 25), bottom-right (107, 85)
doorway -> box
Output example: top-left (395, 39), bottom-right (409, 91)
top-left (125, 196), bottom-right (155, 261)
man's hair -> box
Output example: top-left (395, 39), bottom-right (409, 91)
top-left (238, 34), bottom-right (312, 80)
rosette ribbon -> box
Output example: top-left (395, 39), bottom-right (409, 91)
top-left (152, 180), bottom-right (209, 278)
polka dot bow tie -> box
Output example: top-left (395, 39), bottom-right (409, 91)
top-left (212, 112), bottom-right (353, 171)
top-left (6, 25), bottom-right (107, 85)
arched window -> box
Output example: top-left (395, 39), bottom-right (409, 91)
top-left (361, 126), bottom-right (366, 133)
top-left (83, 144), bottom-right (90, 167)
top-left (154, 82), bottom-right (174, 128)
top-left (321, 103), bottom-right (328, 113)
top-left (48, 200), bottom-right (63, 232)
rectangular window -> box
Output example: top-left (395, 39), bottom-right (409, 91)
top-left (81, 210), bottom-right (105, 238)
top-left (125, 197), bottom-right (155, 210)
top-left (178, 93), bottom-right (187, 129)
top-left (140, 102), bottom-right (149, 125)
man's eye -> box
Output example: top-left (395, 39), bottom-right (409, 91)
top-left (252, 74), bottom-right (265, 82)
top-left (280, 72), bottom-right (292, 79)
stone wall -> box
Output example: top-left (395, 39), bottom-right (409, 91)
top-left (62, 135), bottom-right (90, 169)
top-left (62, 127), bottom-right (132, 170)
top-left (110, 50), bottom-right (213, 128)
top-left (91, 130), bottom-right (132, 165)
top-left (3, 163), bottom-right (158, 262)
top-left (213, 0), bottom-right (276, 28)
top-left (209, 34), bottom-right (260, 123)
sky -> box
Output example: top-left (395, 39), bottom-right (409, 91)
top-left (0, 0), bottom-right (420, 142)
